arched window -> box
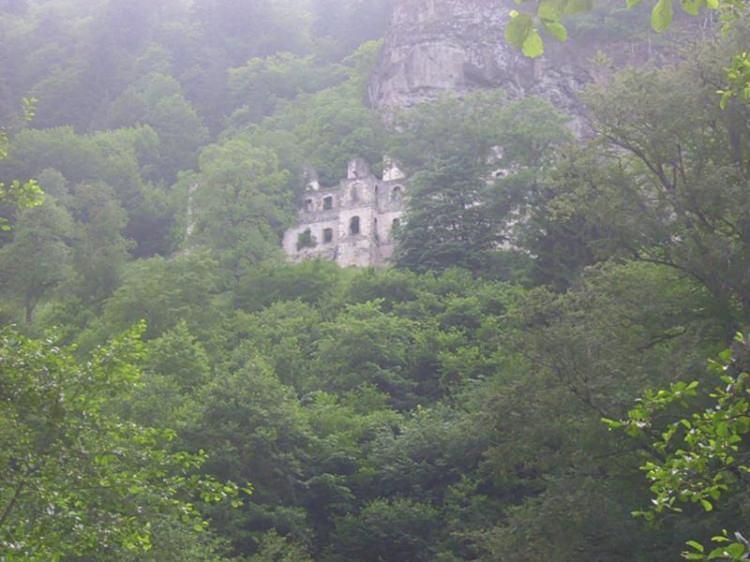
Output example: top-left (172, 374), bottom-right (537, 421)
top-left (350, 216), bottom-right (360, 235)
top-left (323, 196), bottom-right (333, 210)
top-left (392, 217), bottom-right (401, 230)
top-left (391, 186), bottom-right (402, 202)
top-left (304, 198), bottom-right (313, 212)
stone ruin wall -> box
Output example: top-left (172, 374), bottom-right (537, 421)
top-left (282, 158), bottom-right (407, 267)
top-left (283, 0), bottom-right (694, 267)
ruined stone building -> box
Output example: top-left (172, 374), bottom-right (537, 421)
top-left (282, 158), bottom-right (407, 267)
top-left (282, 0), bottom-right (683, 267)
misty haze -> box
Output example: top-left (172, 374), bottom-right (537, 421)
top-left (1, 0), bottom-right (749, 560)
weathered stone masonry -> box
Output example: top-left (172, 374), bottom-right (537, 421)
top-left (282, 158), bottom-right (407, 267)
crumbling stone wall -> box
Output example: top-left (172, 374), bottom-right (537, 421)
top-left (282, 158), bottom-right (407, 267)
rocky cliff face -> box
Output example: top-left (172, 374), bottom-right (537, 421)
top-left (368, 0), bottom-right (688, 125)
top-left (368, 0), bottom-right (588, 118)
top-left (370, 0), bottom-right (524, 108)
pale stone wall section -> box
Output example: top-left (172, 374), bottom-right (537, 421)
top-left (282, 158), bottom-right (407, 267)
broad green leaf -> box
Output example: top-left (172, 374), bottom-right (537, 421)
top-left (543, 20), bottom-right (569, 41)
top-left (602, 417), bottom-right (623, 429)
top-left (651, 0), bottom-right (673, 31)
top-left (538, 0), bottom-right (564, 21)
top-left (680, 0), bottom-right (703, 15)
top-left (708, 546), bottom-right (728, 559)
top-left (522, 29), bottom-right (545, 58)
top-left (700, 498), bottom-right (714, 512)
top-left (725, 543), bottom-right (747, 558)
top-left (505, 12), bottom-right (534, 49)
top-left (685, 541), bottom-right (705, 553)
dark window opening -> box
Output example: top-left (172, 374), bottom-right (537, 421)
top-left (350, 216), bottom-right (360, 235)
top-left (323, 228), bottom-right (333, 243)
top-left (304, 198), bottom-right (313, 212)
top-left (392, 217), bottom-right (401, 230)
top-left (391, 186), bottom-right (402, 202)
top-left (323, 196), bottom-right (333, 210)
top-left (296, 229), bottom-right (316, 251)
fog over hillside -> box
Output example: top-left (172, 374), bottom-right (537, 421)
top-left (2, 0), bottom-right (750, 560)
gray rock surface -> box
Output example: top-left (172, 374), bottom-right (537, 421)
top-left (368, 0), bottom-right (537, 111)
top-left (368, 0), bottom-right (691, 126)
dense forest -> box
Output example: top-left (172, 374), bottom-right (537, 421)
top-left (2, 0), bottom-right (750, 560)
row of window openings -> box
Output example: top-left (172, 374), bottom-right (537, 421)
top-left (304, 187), bottom-right (402, 212)
top-left (301, 217), bottom-right (401, 247)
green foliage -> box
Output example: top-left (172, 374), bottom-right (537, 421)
top-left (0, 124), bottom-right (173, 256)
top-left (0, 179), bottom-right (43, 231)
top-left (227, 53), bottom-right (346, 123)
top-left (720, 51), bottom-right (750, 109)
top-left (0, 198), bottom-right (74, 323)
top-left (314, 301), bottom-right (420, 408)
top-left (105, 73), bottom-right (209, 181)
top-left (68, 182), bottom-right (134, 304)
top-left (0, 100), bottom-right (45, 231)
top-left (247, 530), bottom-right (314, 562)
top-left (188, 358), bottom-right (313, 554)
top-left (0, 324), bottom-right (242, 560)
top-left (122, 321), bottom-right (212, 430)
top-left (609, 335), bottom-right (750, 560)
top-left (464, 260), bottom-right (726, 561)
top-left (392, 93), bottom-right (570, 274)
top-left (5, 3), bottom-right (750, 561)
top-left (189, 141), bottom-right (290, 276)
top-left (296, 229), bottom-right (317, 251)
top-left (526, 32), bottom-right (750, 315)
top-left (234, 259), bottom-right (344, 312)
top-left (242, 41), bottom-right (386, 185)
top-left (330, 498), bottom-right (440, 561)
top-left (97, 252), bottom-right (223, 341)
top-left (5, 126), bottom-right (158, 207)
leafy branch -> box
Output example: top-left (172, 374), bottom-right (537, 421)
top-left (604, 333), bottom-right (750, 560)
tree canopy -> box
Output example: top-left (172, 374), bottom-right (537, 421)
top-left (2, 1), bottom-right (750, 560)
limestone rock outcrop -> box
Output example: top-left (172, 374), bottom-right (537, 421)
top-left (368, 0), bottom-right (686, 125)
top-left (369, 0), bottom-right (539, 111)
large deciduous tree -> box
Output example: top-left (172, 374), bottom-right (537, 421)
top-left (392, 93), bottom-right (569, 275)
top-left (528, 32), bottom-right (750, 324)
top-left (189, 142), bottom-right (291, 278)
top-left (0, 324), bottom-right (241, 560)
top-left (0, 198), bottom-right (73, 323)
